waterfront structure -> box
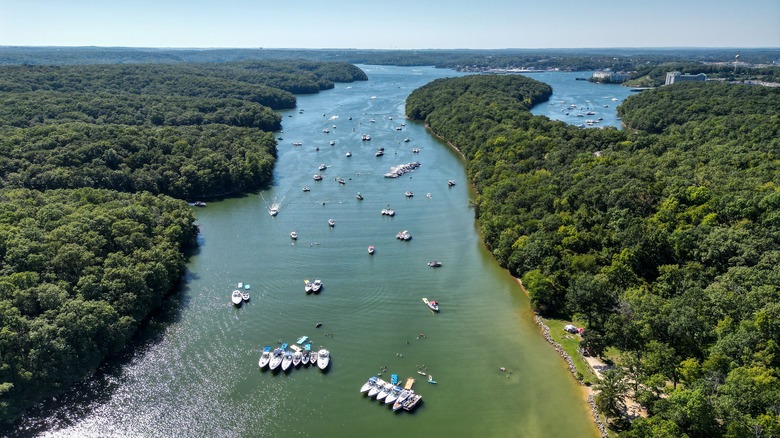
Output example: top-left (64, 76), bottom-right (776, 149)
top-left (665, 71), bottom-right (707, 85)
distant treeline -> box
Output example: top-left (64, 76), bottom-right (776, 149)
top-left (0, 60), bottom-right (367, 427)
top-left (1, 46), bottom-right (778, 71)
top-left (407, 76), bottom-right (780, 437)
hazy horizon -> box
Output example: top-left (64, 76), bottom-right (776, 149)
top-left (1, 0), bottom-right (778, 50)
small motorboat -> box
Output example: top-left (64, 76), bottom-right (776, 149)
top-left (337, 178), bottom-right (345, 185)
top-left (323, 128), bottom-right (330, 133)
top-left (292, 142), bottom-right (303, 146)
top-left (385, 386), bottom-right (403, 405)
top-left (191, 201), bottom-right (207, 207)
top-left (368, 245), bottom-right (375, 255)
top-left (241, 290), bottom-right (250, 301)
top-left (361, 134), bottom-right (371, 141)
top-left (301, 347), bottom-right (311, 366)
top-left (319, 163), bottom-right (327, 171)
top-left (317, 348), bottom-right (330, 369)
top-left (292, 350), bottom-right (302, 367)
top-left (258, 346), bottom-right (272, 368)
top-left (356, 192), bottom-right (363, 200)
top-left (281, 351), bottom-right (294, 371)
top-left (403, 394), bottom-right (423, 411)
top-left (412, 148), bottom-right (420, 153)
top-left (312, 279), bottom-right (322, 293)
top-left (269, 348), bottom-right (284, 370)
top-left (368, 378), bottom-right (386, 398)
top-left (404, 191), bottom-right (414, 198)
top-left (310, 350), bottom-right (318, 364)
top-left (290, 231), bottom-right (298, 240)
top-left (305, 280), bottom-right (314, 293)
top-left (269, 207), bottom-right (279, 216)
top-left (422, 297), bottom-right (439, 312)
top-left (361, 376), bottom-right (378, 394)
top-left (448, 179), bottom-right (456, 187)
top-left (392, 390), bottom-right (413, 411)
top-left (329, 140), bottom-right (335, 145)
top-left (313, 174), bottom-right (323, 181)
top-left (328, 219), bottom-right (336, 227)
top-left (302, 186), bottom-right (310, 192)
top-left (231, 290), bottom-right (243, 306)
top-left (346, 151), bottom-right (352, 157)
top-left (427, 261), bottom-right (442, 267)
top-left (404, 138), bottom-right (410, 143)
top-left (396, 230), bottom-right (412, 241)
top-left (376, 382), bottom-right (393, 401)
top-left (375, 149), bottom-right (384, 157)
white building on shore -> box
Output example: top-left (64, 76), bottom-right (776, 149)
top-left (665, 71), bottom-right (707, 85)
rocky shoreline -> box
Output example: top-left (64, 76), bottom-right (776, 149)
top-left (534, 314), bottom-right (608, 438)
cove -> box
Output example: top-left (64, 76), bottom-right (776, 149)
top-left (16, 66), bottom-right (606, 437)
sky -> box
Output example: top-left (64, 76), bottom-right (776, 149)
top-left (1, 0), bottom-right (778, 49)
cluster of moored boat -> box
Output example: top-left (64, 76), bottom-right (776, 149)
top-left (384, 161), bottom-right (422, 178)
top-left (395, 230), bottom-right (412, 241)
top-left (359, 376), bottom-right (423, 412)
top-left (231, 282), bottom-right (251, 306)
top-left (258, 338), bottom-right (331, 372)
top-left (304, 279), bottom-right (323, 293)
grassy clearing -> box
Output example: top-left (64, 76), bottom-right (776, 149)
top-left (541, 317), bottom-right (600, 386)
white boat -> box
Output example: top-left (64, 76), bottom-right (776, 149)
top-left (376, 382), bottom-right (393, 401)
top-left (269, 207), bottom-right (278, 216)
top-left (404, 138), bottom-right (410, 142)
top-left (448, 179), bottom-right (456, 187)
top-left (375, 150), bottom-right (383, 157)
top-left (301, 349), bottom-right (311, 366)
top-left (319, 163), bottom-right (327, 171)
top-left (231, 290), bottom-right (243, 306)
top-left (281, 351), bottom-right (294, 371)
top-left (302, 186), bottom-right (310, 192)
top-left (269, 348), bottom-right (283, 370)
top-left (404, 191), bottom-right (414, 198)
top-left (381, 208), bottom-right (395, 217)
top-left (312, 279), bottom-right (322, 293)
top-left (328, 219), bottom-right (335, 227)
top-left (317, 348), bottom-right (330, 369)
top-left (337, 178), bottom-right (345, 185)
top-left (368, 378), bottom-right (386, 398)
top-left (412, 148), bottom-right (420, 153)
top-left (329, 140), bottom-right (335, 145)
top-left (305, 280), bottom-right (314, 293)
top-left (422, 297), bottom-right (439, 312)
top-left (258, 346), bottom-right (272, 368)
top-left (385, 386), bottom-right (403, 405)
top-left (361, 376), bottom-right (378, 393)
top-left (241, 290), bottom-right (250, 301)
top-left (290, 231), bottom-right (298, 240)
top-left (368, 245), bottom-right (375, 255)
top-left (361, 134), bottom-right (371, 141)
top-left (427, 261), bottom-right (442, 267)
top-left (292, 142), bottom-right (303, 146)
top-left (310, 350), bottom-right (318, 364)
top-left (396, 230), bottom-right (411, 241)
top-left (292, 350), bottom-right (302, 367)
top-left (356, 193), bottom-right (363, 200)
top-left (323, 128), bottom-right (330, 133)
top-left (392, 389), bottom-right (413, 411)
top-left (238, 282), bottom-right (243, 288)
top-left (313, 174), bottom-right (323, 181)
top-left (403, 394), bottom-right (423, 411)
top-left (346, 151), bottom-right (352, 157)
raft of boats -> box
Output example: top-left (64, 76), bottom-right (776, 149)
top-left (359, 376), bottom-right (423, 412)
top-left (384, 161), bottom-right (421, 178)
top-left (259, 343), bottom-right (330, 372)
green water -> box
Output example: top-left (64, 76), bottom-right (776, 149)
top-left (19, 66), bottom-right (600, 437)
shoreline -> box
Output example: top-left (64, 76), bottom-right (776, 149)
top-left (416, 118), bottom-right (608, 437)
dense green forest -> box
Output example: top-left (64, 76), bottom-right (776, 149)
top-left (0, 60), bottom-right (368, 426)
top-left (407, 76), bottom-right (780, 437)
top-left (0, 188), bottom-right (199, 423)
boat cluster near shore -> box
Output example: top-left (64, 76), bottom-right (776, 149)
top-left (384, 161), bottom-right (421, 178)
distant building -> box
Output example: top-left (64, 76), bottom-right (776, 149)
top-left (665, 71), bottom-right (707, 85)
top-left (592, 69), bottom-right (628, 83)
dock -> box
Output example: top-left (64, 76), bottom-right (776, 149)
top-left (404, 377), bottom-right (415, 390)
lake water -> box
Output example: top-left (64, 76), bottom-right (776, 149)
top-left (13, 66), bottom-right (632, 437)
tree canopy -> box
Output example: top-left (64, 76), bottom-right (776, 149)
top-left (407, 75), bottom-right (780, 437)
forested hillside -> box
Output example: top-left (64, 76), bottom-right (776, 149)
top-left (0, 61), bottom-right (367, 426)
top-left (407, 76), bottom-right (780, 437)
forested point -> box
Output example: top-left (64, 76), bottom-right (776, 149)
top-left (406, 75), bottom-right (780, 437)
top-left (0, 60), bottom-right (368, 426)
top-left (0, 188), bottom-right (199, 423)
